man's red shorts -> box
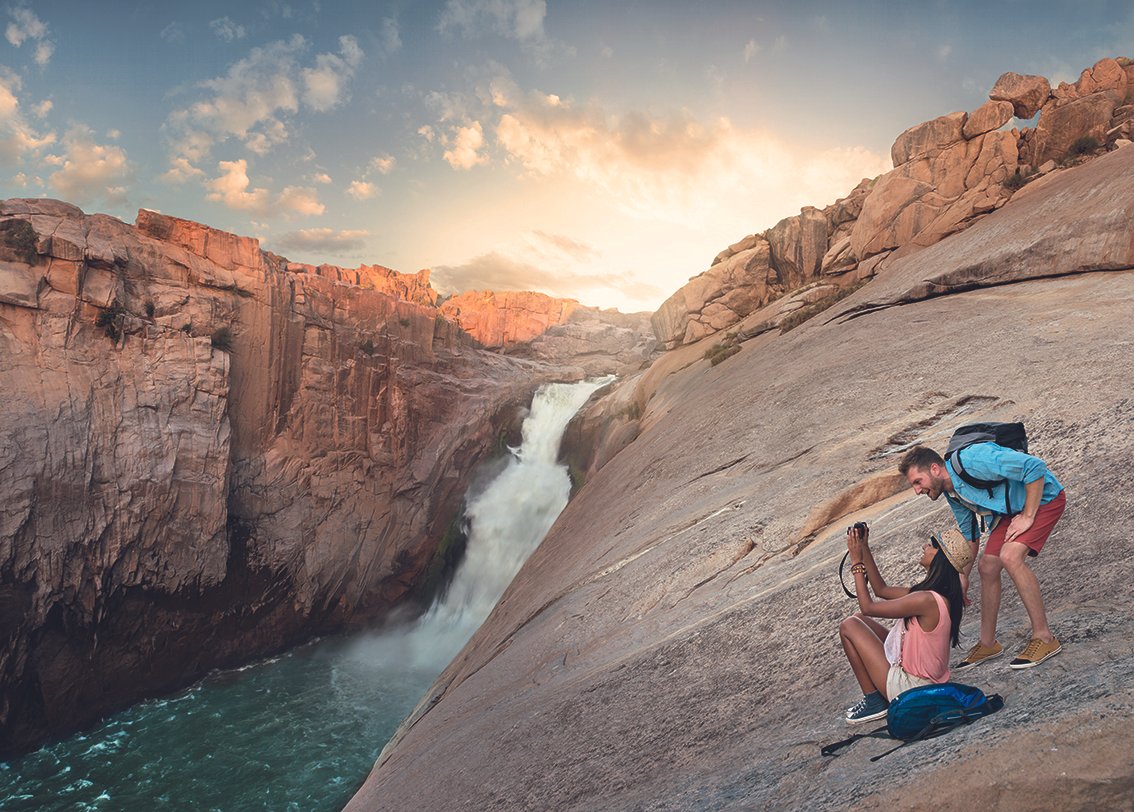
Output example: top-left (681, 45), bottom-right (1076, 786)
top-left (985, 489), bottom-right (1066, 558)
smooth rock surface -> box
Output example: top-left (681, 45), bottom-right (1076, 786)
top-left (347, 129), bottom-right (1134, 812)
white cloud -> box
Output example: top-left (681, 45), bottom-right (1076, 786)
top-left (210, 16), bottom-right (248, 42)
top-left (439, 0), bottom-right (547, 42)
top-left (160, 22), bottom-right (185, 43)
top-left (5, 7), bottom-right (47, 46)
top-left (32, 98), bottom-right (51, 118)
top-left (443, 121), bottom-right (488, 170)
top-left (47, 126), bottom-right (130, 205)
top-left (165, 34), bottom-right (364, 166)
top-left (313, 171), bottom-right (332, 184)
top-left (743, 39), bottom-right (761, 63)
top-left (380, 17), bottom-right (402, 55)
top-left (277, 185), bottom-right (324, 215)
top-left (274, 227), bottom-right (370, 254)
top-left (160, 156), bottom-right (205, 184)
top-left (346, 180), bottom-right (376, 200)
top-left (418, 124), bottom-right (436, 142)
top-left (0, 70), bottom-right (56, 164)
top-left (302, 36), bottom-right (364, 111)
top-left (370, 154), bottom-right (395, 174)
top-left (6, 7), bottom-right (54, 65)
top-left (206, 159), bottom-right (270, 212)
top-left (492, 91), bottom-right (892, 227)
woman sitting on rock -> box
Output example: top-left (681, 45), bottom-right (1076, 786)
top-left (839, 524), bottom-right (971, 724)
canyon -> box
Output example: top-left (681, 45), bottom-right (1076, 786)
top-left (2, 56), bottom-right (1133, 810)
top-left (347, 61), bottom-right (1134, 810)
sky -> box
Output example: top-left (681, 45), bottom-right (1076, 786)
top-left (1, 1), bottom-right (1130, 312)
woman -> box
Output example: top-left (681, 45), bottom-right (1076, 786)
top-left (839, 524), bottom-right (972, 724)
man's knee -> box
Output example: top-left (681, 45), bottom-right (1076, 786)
top-left (999, 543), bottom-right (1031, 575)
top-left (978, 554), bottom-right (1002, 579)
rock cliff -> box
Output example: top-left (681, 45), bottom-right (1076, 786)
top-left (0, 200), bottom-right (646, 758)
top-left (652, 57), bottom-right (1134, 351)
top-left (348, 81), bottom-right (1134, 810)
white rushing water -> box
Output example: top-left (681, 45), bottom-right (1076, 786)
top-left (344, 376), bottom-right (613, 677)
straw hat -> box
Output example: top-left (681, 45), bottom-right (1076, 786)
top-left (934, 527), bottom-right (974, 572)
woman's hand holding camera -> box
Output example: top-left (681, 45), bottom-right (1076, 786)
top-left (846, 521), bottom-right (869, 564)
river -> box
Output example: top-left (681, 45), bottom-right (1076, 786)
top-left (0, 377), bottom-right (611, 811)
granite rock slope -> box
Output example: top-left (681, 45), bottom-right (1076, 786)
top-left (0, 201), bottom-right (589, 757)
top-left (347, 132), bottom-right (1134, 810)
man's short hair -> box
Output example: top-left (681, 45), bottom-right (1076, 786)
top-left (898, 445), bottom-right (944, 475)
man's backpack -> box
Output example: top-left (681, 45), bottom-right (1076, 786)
top-left (821, 682), bottom-right (1005, 761)
top-left (944, 421), bottom-right (1028, 537)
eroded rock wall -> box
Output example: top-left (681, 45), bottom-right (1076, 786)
top-left (0, 200), bottom-right (569, 757)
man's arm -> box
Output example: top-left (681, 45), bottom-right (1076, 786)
top-left (1004, 477), bottom-right (1044, 542)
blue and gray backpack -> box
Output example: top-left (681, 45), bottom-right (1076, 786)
top-left (821, 682), bottom-right (1005, 761)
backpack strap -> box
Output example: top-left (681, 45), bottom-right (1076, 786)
top-left (950, 446), bottom-right (1014, 520)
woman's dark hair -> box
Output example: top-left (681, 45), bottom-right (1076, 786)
top-left (906, 554), bottom-right (964, 647)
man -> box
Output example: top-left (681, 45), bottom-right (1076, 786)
top-left (898, 443), bottom-right (1066, 669)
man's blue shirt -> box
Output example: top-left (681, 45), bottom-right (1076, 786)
top-left (944, 442), bottom-right (1064, 541)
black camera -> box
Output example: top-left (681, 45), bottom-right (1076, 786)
top-left (846, 521), bottom-right (868, 535)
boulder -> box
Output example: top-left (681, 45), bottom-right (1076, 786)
top-left (989, 71), bottom-right (1051, 118)
top-left (1075, 57), bottom-right (1127, 104)
top-left (890, 111), bottom-right (967, 166)
top-left (962, 100), bottom-right (1015, 139)
top-left (767, 207), bottom-right (830, 291)
top-left (1022, 93), bottom-right (1118, 165)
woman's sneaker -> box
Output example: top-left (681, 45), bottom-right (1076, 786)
top-left (845, 692), bottom-right (888, 725)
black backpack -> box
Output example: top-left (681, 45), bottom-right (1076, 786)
top-left (821, 682), bottom-right (1005, 761)
top-left (944, 422), bottom-right (1028, 538)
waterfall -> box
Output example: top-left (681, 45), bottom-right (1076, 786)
top-left (344, 376), bottom-right (613, 677)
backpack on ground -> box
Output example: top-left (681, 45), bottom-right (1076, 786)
top-left (944, 421), bottom-right (1028, 537)
top-left (820, 682), bottom-right (1004, 761)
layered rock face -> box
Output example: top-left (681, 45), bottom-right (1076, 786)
top-left (439, 289), bottom-right (579, 349)
top-left (0, 200), bottom-right (590, 757)
top-left (348, 129), bottom-right (1134, 812)
top-left (653, 56), bottom-right (1134, 350)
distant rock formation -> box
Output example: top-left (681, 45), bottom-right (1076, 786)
top-left (653, 56), bottom-right (1134, 350)
top-left (0, 200), bottom-right (646, 757)
top-left (439, 289), bottom-right (579, 348)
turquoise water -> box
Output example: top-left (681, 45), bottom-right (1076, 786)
top-left (0, 378), bottom-right (612, 811)
top-left (0, 634), bottom-right (431, 812)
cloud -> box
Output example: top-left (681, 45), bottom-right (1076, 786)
top-left (370, 154), bottom-right (395, 174)
top-left (6, 7), bottom-right (55, 65)
top-left (380, 17), bottom-right (402, 55)
top-left (210, 16), bottom-right (248, 42)
top-left (443, 121), bottom-right (488, 169)
top-left (418, 124), bottom-right (436, 142)
top-left (492, 91), bottom-right (892, 226)
top-left (206, 159), bottom-right (270, 212)
top-left (346, 180), bottom-right (376, 200)
top-left (438, 0), bottom-right (547, 42)
top-left (274, 227), bottom-right (370, 254)
top-left (160, 156), bottom-right (206, 184)
top-left (302, 36), bottom-right (364, 111)
top-left (312, 171), bottom-right (332, 184)
top-left (531, 230), bottom-right (599, 262)
top-left (277, 185), bottom-right (324, 215)
top-left (164, 34), bottom-right (364, 169)
top-left (32, 98), bottom-right (51, 118)
top-left (743, 39), bottom-right (761, 63)
top-left (160, 22), bottom-right (185, 43)
top-left (0, 70), bottom-right (56, 164)
top-left (47, 126), bottom-right (130, 205)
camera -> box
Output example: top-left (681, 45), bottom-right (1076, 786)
top-left (846, 521), bottom-right (868, 536)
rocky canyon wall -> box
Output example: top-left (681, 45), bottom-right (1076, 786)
top-left (0, 200), bottom-right (644, 758)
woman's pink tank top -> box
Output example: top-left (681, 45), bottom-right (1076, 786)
top-left (901, 591), bottom-right (951, 682)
